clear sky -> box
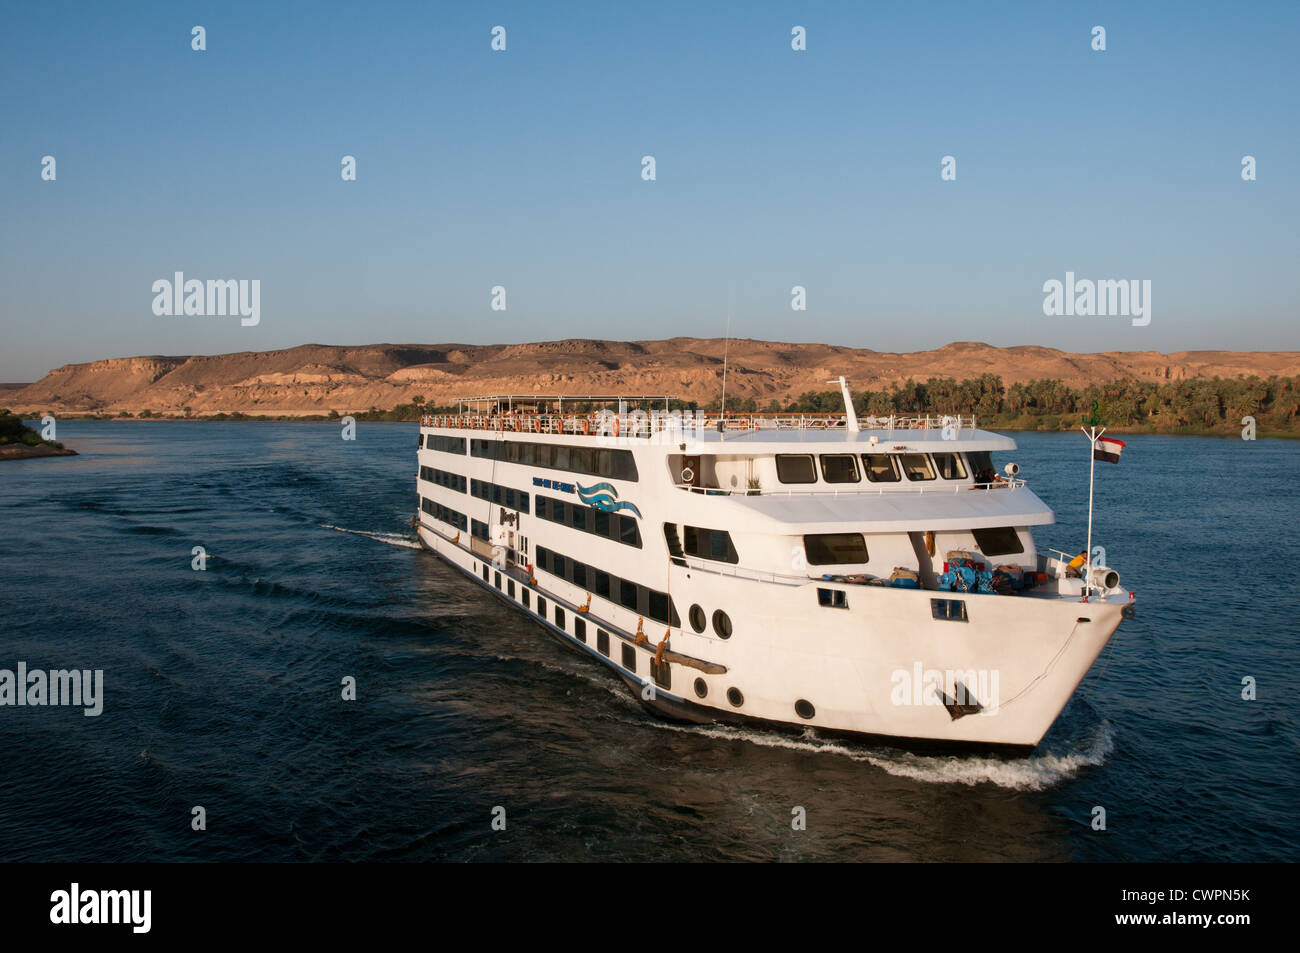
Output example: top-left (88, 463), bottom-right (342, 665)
top-left (1, 0), bottom-right (1296, 381)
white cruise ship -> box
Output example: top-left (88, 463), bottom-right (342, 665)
top-left (414, 384), bottom-right (1135, 754)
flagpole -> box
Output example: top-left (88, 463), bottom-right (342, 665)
top-left (1082, 425), bottom-right (1104, 599)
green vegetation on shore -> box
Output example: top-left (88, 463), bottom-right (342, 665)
top-left (712, 374), bottom-right (1300, 436)
top-left (11, 376), bottom-right (1300, 436)
top-left (0, 409), bottom-right (67, 449)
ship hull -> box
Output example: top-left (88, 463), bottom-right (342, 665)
top-left (416, 521), bottom-right (1119, 755)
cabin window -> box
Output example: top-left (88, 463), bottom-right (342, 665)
top-left (555, 606), bottom-right (565, 629)
top-left (619, 579), bottom-right (639, 610)
top-left (820, 454), bottom-right (860, 484)
top-left (594, 510), bottom-right (610, 536)
top-left (552, 554), bottom-right (566, 579)
top-left (597, 629), bottom-right (610, 656)
top-left (538, 597), bottom-right (547, 617)
top-left (648, 590), bottom-right (670, 624)
top-left (522, 589), bottom-right (530, 609)
top-left (571, 562), bottom-right (587, 588)
top-left (817, 588), bottom-right (848, 608)
top-left (804, 533), bottom-right (869, 565)
top-left (900, 454), bottom-right (935, 481)
top-left (932, 599), bottom-right (968, 622)
top-left (619, 515), bottom-right (639, 546)
top-left (622, 644), bottom-right (636, 672)
top-left (712, 610), bottom-right (733, 640)
top-left (932, 452), bottom-right (967, 480)
top-left (574, 618), bottom-right (586, 642)
top-left (972, 526), bottom-right (1024, 556)
top-left (862, 453), bottom-right (901, 482)
top-left (507, 580), bottom-right (515, 599)
top-left (594, 570), bottom-right (611, 599)
top-left (552, 500), bottom-right (566, 523)
top-left (689, 604), bottom-right (706, 632)
top-left (494, 571), bottom-right (501, 589)
top-left (683, 526), bottom-right (739, 564)
top-left (776, 454), bottom-right (817, 484)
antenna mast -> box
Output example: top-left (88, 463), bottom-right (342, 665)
top-left (720, 291), bottom-right (732, 421)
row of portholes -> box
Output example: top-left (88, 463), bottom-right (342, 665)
top-left (688, 603), bottom-right (732, 639)
top-left (691, 678), bottom-right (816, 721)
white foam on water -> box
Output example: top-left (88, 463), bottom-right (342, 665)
top-left (320, 524), bottom-right (422, 549)
top-left (649, 719), bottom-right (1115, 791)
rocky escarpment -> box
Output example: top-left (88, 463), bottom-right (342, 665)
top-left (9, 339), bottom-right (1300, 417)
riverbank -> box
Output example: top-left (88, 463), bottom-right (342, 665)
top-left (0, 443), bottom-right (77, 460)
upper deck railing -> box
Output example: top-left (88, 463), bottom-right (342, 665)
top-left (419, 410), bottom-right (979, 438)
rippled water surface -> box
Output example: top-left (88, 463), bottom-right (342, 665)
top-left (1, 422), bottom-right (1296, 861)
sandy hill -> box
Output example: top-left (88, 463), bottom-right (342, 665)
top-left (8, 339), bottom-right (1300, 417)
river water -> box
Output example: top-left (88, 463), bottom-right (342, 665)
top-left (1, 422), bottom-right (1295, 861)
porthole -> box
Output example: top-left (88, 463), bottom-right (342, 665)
top-left (712, 609), bottom-right (733, 640)
top-left (693, 678), bottom-right (708, 699)
top-left (726, 687), bottom-right (744, 708)
top-left (795, 699), bottom-right (816, 720)
top-left (689, 604), bottom-right (706, 633)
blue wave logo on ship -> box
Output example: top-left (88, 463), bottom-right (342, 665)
top-left (577, 482), bottom-right (642, 519)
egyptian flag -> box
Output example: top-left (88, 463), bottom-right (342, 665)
top-left (1094, 436), bottom-right (1126, 464)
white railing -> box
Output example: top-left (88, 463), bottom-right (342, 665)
top-left (672, 479), bottom-right (1027, 497)
top-left (674, 555), bottom-right (808, 586)
top-left (420, 411), bottom-right (979, 437)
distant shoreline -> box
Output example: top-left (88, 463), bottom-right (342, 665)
top-left (18, 414), bottom-right (1294, 440)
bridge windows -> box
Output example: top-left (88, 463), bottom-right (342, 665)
top-left (899, 453), bottom-right (936, 481)
top-left (820, 454), bottom-right (860, 484)
top-left (932, 452), bottom-right (967, 480)
top-left (862, 453), bottom-right (901, 483)
top-left (776, 454), bottom-right (817, 484)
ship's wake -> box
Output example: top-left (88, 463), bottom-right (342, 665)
top-left (320, 524), bottom-right (422, 549)
top-left (651, 719), bottom-right (1115, 791)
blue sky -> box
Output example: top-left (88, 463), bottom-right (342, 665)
top-left (1, 1), bottom-right (1296, 381)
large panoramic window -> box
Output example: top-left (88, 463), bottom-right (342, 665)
top-left (486, 439), bottom-right (638, 481)
top-left (803, 533), bottom-right (869, 565)
top-left (972, 526), bottom-right (1023, 557)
